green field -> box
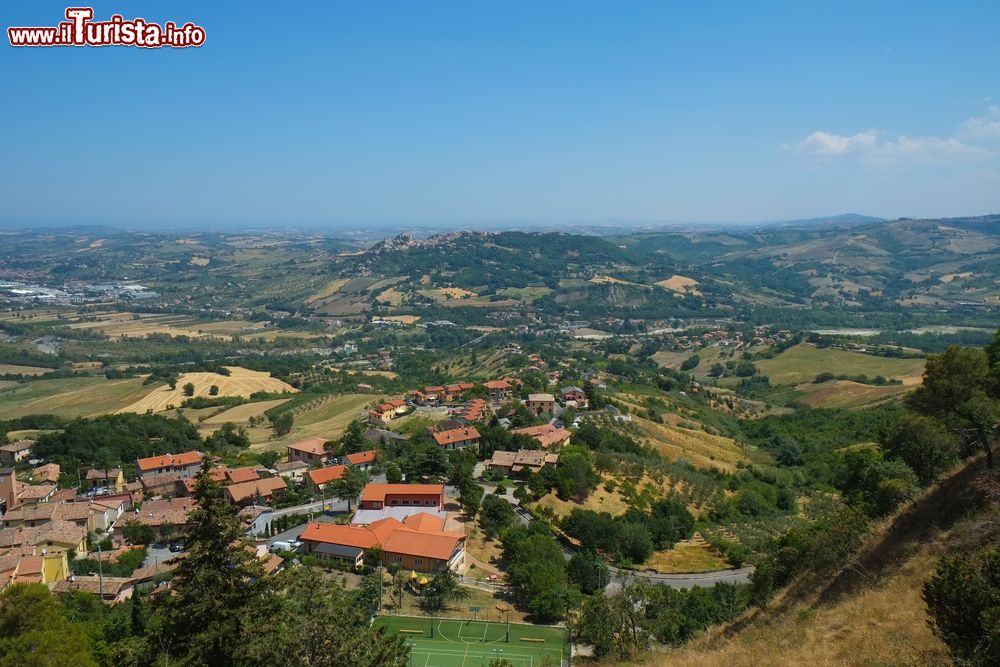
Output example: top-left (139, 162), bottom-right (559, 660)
top-left (0, 376), bottom-right (150, 419)
top-left (754, 343), bottom-right (925, 385)
top-left (375, 616), bottom-right (569, 667)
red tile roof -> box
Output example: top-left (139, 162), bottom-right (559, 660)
top-left (345, 450), bottom-right (377, 466)
top-left (136, 451), bottom-right (203, 472)
top-left (360, 483), bottom-right (444, 504)
top-left (223, 477), bottom-right (287, 504)
top-left (431, 427), bottom-right (481, 447)
top-left (286, 437), bottom-right (329, 456)
top-left (307, 465), bottom-right (347, 486)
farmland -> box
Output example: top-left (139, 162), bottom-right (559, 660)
top-left (118, 367), bottom-right (296, 414)
top-left (0, 376), bottom-right (150, 419)
top-left (755, 343), bottom-right (926, 385)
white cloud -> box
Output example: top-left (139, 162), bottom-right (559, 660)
top-left (794, 127), bottom-right (993, 165)
top-left (962, 106), bottom-right (1000, 139)
top-left (796, 130), bottom-right (877, 155)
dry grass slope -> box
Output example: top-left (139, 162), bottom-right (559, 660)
top-left (118, 367), bottom-right (296, 414)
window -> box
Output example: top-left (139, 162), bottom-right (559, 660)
top-left (415, 558), bottom-right (422, 565)
top-left (390, 499), bottom-right (399, 506)
top-left (402, 499), bottom-right (410, 505)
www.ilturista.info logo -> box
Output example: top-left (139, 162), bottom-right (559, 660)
top-left (8, 7), bottom-right (205, 48)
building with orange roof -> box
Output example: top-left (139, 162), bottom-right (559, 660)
top-left (223, 477), bottom-right (287, 506)
top-left (460, 399), bottom-right (487, 423)
top-left (482, 379), bottom-right (513, 402)
top-left (286, 437), bottom-right (331, 466)
top-left (431, 426), bottom-right (481, 451)
top-left (305, 465), bottom-right (347, 491)
top-left (135, 451), bottom-right (204, 480)
top-left (300, 514), bottom-right (465, 573)
top-left (344, 450), bottom-right (377, 470)
top-left (31, 463), bottom-right (61, 485)
top-left (359, 483), bottom-right (444, 510)
top-left (510, 423), bottom-right (571, 449)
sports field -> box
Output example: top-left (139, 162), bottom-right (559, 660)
top-left (375, 615), bottom-right (569, 667)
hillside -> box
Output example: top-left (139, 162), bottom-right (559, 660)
top-left (634, 458), bottom-right (994, 667)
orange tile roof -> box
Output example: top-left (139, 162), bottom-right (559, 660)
top-left (224, 477), bottom-right (287, 504)
top-left (225, 467), bottom-right (260, 484)
top-left (403, 512), bottom-right (445, 531)
top-left (307, 465), bottom-right (347, 486)
top-left (286, 437), bottom-right (328, 456)
top-left (360, 483), bottom-right (444, 504)
top-left (301, 517), bottom-right (463, 562)
top-left (345, 450), bottom-right (377, 466)
top-left (431, 427), bottom-right (481, 447)
top-left (511, 424), bottom-right (571, 449)
top-left (482, 380), bottom-right (512, 390)
top-left (300, 522), bottom-right (379, 550)
top-left (136, 450), bottom-right (203, 472)
top-left (382, 527), bottom-right (464, 561)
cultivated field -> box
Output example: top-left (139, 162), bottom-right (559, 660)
top-left (118, 367), bottom-right (296, 414)
top-left (755, 344), bottom-right (926, 385)
top-left (0, 377), bottom-right (150, 419)
top-left (0, 364), bottom-right (51, 376)
top-left (247, 392), bottom-right (386, 451)
top-left (645, 540), bottom-right (729, 574)
top-left (199, 398), bottom-right (292, 426)
top-left (794, 380), bottom-right (913, 409)
top-left (632, 416), bottom-right (745, 472)
top-left (656, 274), bottom-right (703, 296)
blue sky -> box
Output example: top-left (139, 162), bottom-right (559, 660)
top-left (2, 1), bottom-right (999, 228)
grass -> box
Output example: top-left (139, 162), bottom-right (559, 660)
top-left (248, 392), bottom-right (385, 451)
top-left (755, 344), bottom-right (925, 386)
top-left (644, 542), bottom-right (729, 574)
top-left (0, 376), bottom-right (150, 419)
top-left (375, 616), bottom-right (569, 667)
top-left (793, 380), bottom-right (913, 409)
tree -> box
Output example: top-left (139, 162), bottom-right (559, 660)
top-left (153, 459), bottom-right (271, 667)
top-left (240, 568), bottom-right (409, 667)
top-left (459, 482), bottom-right (483, 518)
top-left (120, 520), bottom-right (155, 545)
top-left (680, 354), bottom-right (700, 371)
top-left (385, 462), bottom-right (403, 483)
top-left (480, 494), bottom-right (516, 539)
top-left (501, 524), bottom-right (569, 623)
top-left (340, 420), bottom-right (367, 455)
top-left (130, 586), bottom-right (146, 636)
top-left (881, 413), bottom-right (960, 485)
top-left (568, 549), bottom-right (609, 594)
top-left (270, 411), bottom-right (294, 437)
top-left (419, 568), bottom-right (469, 613)
top-left (209, 385), bottom-right (219, 396)
top-left (923, 546), bottom-right (1000, 667)
top-left (183, 382), bottom-right (195, 397)
top-left (555, 446), bottom-right (598, 502)
top-left (0, 584), bottom-right (98, 667)
top-left (577, 583), bottom-right (652, 660)
top-left (330, 466), bottom-right (368, 511)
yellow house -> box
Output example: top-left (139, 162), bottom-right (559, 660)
top-left (85, 468), bottom-right (125, 493)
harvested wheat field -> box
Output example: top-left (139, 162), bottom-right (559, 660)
top-left (119, 367), bottom-right (296, 414)
top-left (0, 364), bottom-right (52, 376)
top-left (631, 415), bottom-right (745, 471)
top-left (656, 274), bottom-right (702, 296)
top-left (378, 314), bottom-right (420, 324)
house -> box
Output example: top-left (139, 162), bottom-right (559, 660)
top-left (482, 380), bottom-right (513, 402)
top-left (0, 549), bottom-right (70, 589)
top-left (560, 386), bottom-right (588, 407)
top-left (0, 440), bottom-right (33, 465)
top-left (0, 468), bottom-right (18, 515)
top-left (136, 451), bottom-right (204, 480)
top-left (274, 460), bottom-right (310, 482)
top-left (53, 575), bottom-right (134, 603)
top-left (89, 495), bottom-right (130, 532)
top-left (0, 520), bottom-right (88, 557)
top-left (115, 498), bottom-right (193, 543)
top-left (444, 383), bottom-right (475, 401)
top-left (305, 465), bottom-right (347, 491)
top-left (85, 468), bottom-right (125, 493)
top-left (32, 463), bottom-right (60, 485)
top-left (510, 423), bottom-right (571, 449)
top-left (286, 437), bottom-right (332, 466)
top-left (344, 450), bottom-right (377, 470)
top-left (525, 393), bottom-right (556, 416)
top-left (368, 403), bottom-right (396, 424)
top-left (460, 399), bottom-right (487, 423)
top-left (356, 383), bottom-right (375, 393)
top-left (351, 506), bottom-right (448, 527)
top-left (431, 427), bottom-right (481, 451)
top-left (140, 471), bottom-right (185, 497)
top-left (486, 449), bottom-right (559, 475)
top-left (15, 483), bottom-right (57, 507)
top-left (301, 514), bottom-right (465, 573)
top-left (222, 466), bottom-right (261, 485)
top-left (223, 477), bottom-right (287, 506)
top-left (239, 505), bottom-right (274, 538)
top-left (359, 483), bottom-right (444, 510)
top-left (1, 501), bottom-right (90, 530)
top-left (422, 386), bottom-right (445, 405)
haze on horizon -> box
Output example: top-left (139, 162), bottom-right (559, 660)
top-left (2, 1), bottom-right (999, 229)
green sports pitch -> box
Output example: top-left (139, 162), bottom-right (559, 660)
top-left (374, 615), bottom-right (570, 667)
